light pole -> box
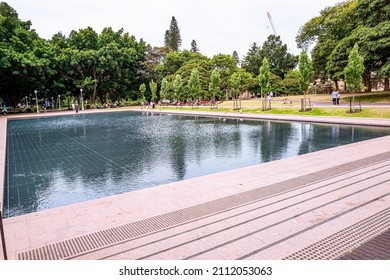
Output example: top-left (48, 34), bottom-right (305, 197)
top-left (25, 96), bottom-right (28, 108)
top-left (34, 90), bottom-right (39, 113)
top-left (80, 89), bottom-right (84, 110)
top-left (58, 95), bottom-right (61, 110)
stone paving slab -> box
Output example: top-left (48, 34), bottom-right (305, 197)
top-left (1, 110), bottom-right (390, 260)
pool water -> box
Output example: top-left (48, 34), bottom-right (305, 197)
top-left (4, 111), bottom-right (390, 217)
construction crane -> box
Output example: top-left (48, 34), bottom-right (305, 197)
top-left (267, 12), bottom-right (277, 36)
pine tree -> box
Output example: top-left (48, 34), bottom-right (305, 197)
top-left (232, 51), bottom-right (240, 66)
top-left (164, 30), bottom-right (171, 48)
top-left (164, 16), bottom-right (182, 51)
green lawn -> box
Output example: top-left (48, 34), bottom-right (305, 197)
top-left (139, 91), bottom-right (390, 119)
top-left (188, 107), bottom-right (390, 118)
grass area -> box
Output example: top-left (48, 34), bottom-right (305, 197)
top-left (257, 107), bottom-right (390, 118)
top-left (165, 106), bottom-right (390, 118)
top-left (344, 92), bottom-right (390, 103)
top-left (242, 92), bottom-right (390, 103)
top-left (195, 107), bottom-right (390, 118)
top-left (137, 91), bottom-right (390, 119)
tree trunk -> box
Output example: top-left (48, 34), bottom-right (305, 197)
top-left (364, 73), bottom-right (371, 92)
top-left (334, 80), bottom-right (339, 91)
top-left (384, 78), bottom-right (389, 91)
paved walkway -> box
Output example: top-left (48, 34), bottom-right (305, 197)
top-left (1, 109), bottom-right (390, 260)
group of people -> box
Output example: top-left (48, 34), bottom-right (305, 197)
top-left (141, 100), bottom-right (156, 109)
top-left (72, 101), bottom-right (80, 113)
top-left (331, 90), bottom-right (341, 105)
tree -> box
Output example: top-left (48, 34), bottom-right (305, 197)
top-left (298, 50), bottom-right (313, 92)
top-left (229, 72), bottom-right (241, 110)
top-left (52, 27), bottom-right (147, 105)
top-left (149, 80), bottom-right (158, 102)
top-left (297, 0), bottom-right (389, 90)
top-left (190, 40), bottom-right (200, 53)
top-left (157, 50), bottom-right (209, 78)
top-left (211, 54), bottom-right (238, 95)
top-left (298, 50), bottom-right (313, 111)
top-left (258, 58), bottom-right (271, 99)
top-left (356, 0), bottom-right (390, 28)
top-left (242, 36), bottom-right (297, 80)
top-left (232, 51), bottom-right (240, 66)
top-left (142, 45), bottom-right (170, 82)
top-left (139, 83), bottom-right (146, 101)
top-left (260, 35), bottom-right (298, 79)
top-left (160, 77), bottom-right (170, 101)
top-left (296, 1), bottom-right (358, 80)
top-left (281, 70), bottom-right (300, 95)
top-left (164, 16), bottom-right (182, 51)
top-left (174, 60), bottom-right (211, 101)
top-left (187, 68), bottom-right (201, 102)
top-left (0, 2), bottom-right (54, 108)
top-left (237, 68), bottom-right (258, 95)
top-left (209, 69), bottom-right (221, 101)
top-left (344, 43), bottom-right (365, 112)
top-left (296, 1), bottom-right (358, 50)
top-left (356, 22), bottom-right (390, 91)
top-left (173, 74), bottom-right (183, 102)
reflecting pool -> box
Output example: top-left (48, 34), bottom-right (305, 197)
top-left (4, 111), bottom-right (390, 217)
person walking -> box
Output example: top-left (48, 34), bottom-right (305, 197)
top-left (336, 91), bottom-right (341, 105)
top-left (331, 90), bottom-right (338, 105)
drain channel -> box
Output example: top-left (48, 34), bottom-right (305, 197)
top-left (283, 207), bottom-right (390, 260)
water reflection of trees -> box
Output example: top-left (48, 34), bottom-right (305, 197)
top-left (168, 127), bottom-right (187, 180)
top-left (297, 124), bottom-right (360, 155)
top-left (249, 120), bottom-right (295, 163)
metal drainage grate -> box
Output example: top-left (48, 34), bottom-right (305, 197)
top-left (337, 229), bottom-right (390, 260)
top-left (283, 207), bottom-right (390, 260)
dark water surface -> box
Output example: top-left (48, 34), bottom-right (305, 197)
top-left (4, 111), bottom-right (390, 217)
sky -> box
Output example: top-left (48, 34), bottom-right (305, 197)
top-left (7, 0), bottom-right (341, 59)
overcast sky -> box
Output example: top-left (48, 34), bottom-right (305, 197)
top-left (7, 0), bottom-right (341, 58)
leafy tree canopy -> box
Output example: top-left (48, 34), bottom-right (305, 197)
top-left (242, 35), bottom-right (298, 79)
top-left (297, 0), bottom-right (389, 90)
